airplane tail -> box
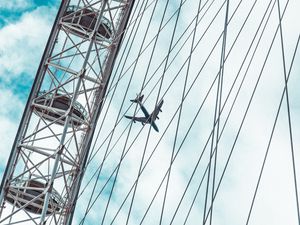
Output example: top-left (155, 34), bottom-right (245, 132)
top-left (130, 94), bottom-right (144, 103)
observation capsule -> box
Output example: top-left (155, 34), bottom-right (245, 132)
top-left (5, 180), bottom-right (63, 215)
top-left (62, 5), bottom-right (112, 41)
top-left (33, 92), bottom-right (87, 127)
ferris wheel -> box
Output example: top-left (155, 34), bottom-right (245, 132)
top-left (0, 0), bottom-right (299, 224)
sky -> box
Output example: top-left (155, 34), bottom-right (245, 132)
top-left (0, 0), bottom-right (60, 166)
top-left (0, 0), bottom-right (300, 225)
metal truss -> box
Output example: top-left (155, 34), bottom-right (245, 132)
top-left (0, 0), bottom-right (134, 224)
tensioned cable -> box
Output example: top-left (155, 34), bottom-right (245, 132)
top-left (203, 1), bottom-right (291, 223)
top-left (79, 1), bottom-right (150, 211)
top-left (119, 0), bottom-right (218, 96)
top-left (75, 0), bottom-right (274, 223)
top-left (80, 0), bottom-right (199, 221)
top-left (246, 33), bottom-right (300, 225)
top-left (78, 0), bottom-right (298, 223)
top-left (143, 0), bottom-right (227, 101)
top-left (109, 0), bottom-right (257, 221)
top-left (81, 0), bottom-right (145, 193)
top-left (92, 0), bottom-right (150, 158)
top-left (92, 32), bottom-right (221, 223)
top-left (157, 0), bottom-right (185, 223)
top-left (137, 0), bottom-right (220, 100)
top-left (79, 1), bottom-right (148, 224)
top-left (183, 0), bottom-right (278, 222)
top-left (87, 0), bottom-right (157, 121)
top-left (85, 0), bottom-right (153, 167)
top-left (276, 0), bottom-right (300, 222)
top-left (168, 0), bottom-right (243, 222)
top-left (125, 0), bottom-right (175, 222)
top-left (76, 4), bottom-right (214, 202)
top-left (139, 58), bottom-right (242, 224)
top-left (107, 23), bottom-right (241, 221)
top-left (77, 0), bottom-right (183, 221)
top-left (86, 1), bottom-right (212, 163)
top-left (99, 0), bottom-right (215, 100)
top-left (86, 0), bottom-right (144, 148)
top-left (203, 0), bottom-right (229, 223)
top-left (80, 113), bottom-right (154, 224)
top-left (98, 0), bottom-right (159, 224)
top-left (80, 0), bottom-right (143, 163)
top-left (98, 0), bottom-right (161, 220)
top-left (83, 0), bottom-right (216, 171)
top-left (76, 2), bottom-right (141, 221)
top-left (159, 0), bottom-right (202, 224)
top-left (207, 1), bottom-right (229, 224)
top-left (77, 0), bottom-right (251, 219)
top-left (246, 0), bottom-right (300, 223)
top-left (138, 0), bottom-right (278, 222)
top-left (77, 0), bottom-right (173, 217)
top-left (78, 2), bottom-right (139, 124)
top-left (87, 0), bottom-right (214, 143)
top-left (46, 0), bottom-right (220, 211)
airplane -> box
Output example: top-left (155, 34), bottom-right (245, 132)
top-left (125, 94), bottom-right (163, 132)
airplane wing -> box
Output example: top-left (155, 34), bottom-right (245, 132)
top-left (147, 99), bottom-right (163, 132)
top-left (126, 96), bottom-right (163, 132)
top-left (126, 114), bottom-right (159, 132)
top-left (124, 115), bottom-right (134, 121)
top-left (151, 122), bottom-right (159, 132)
top-left (130, 94), bottom-right (150, 118)
top-left (130, 94), bottom-right (144, 103)
top-left (150, 99), bottom-right (164, 121)
top-left (125, 115), bottom-right (148, 124)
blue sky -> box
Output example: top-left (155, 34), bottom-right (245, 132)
top-left (0, 2), bottom-right (61, 191)
top-left (0, 0), bottom-right (300, 224)
top-left (0, 0), bottom-right (59, 100)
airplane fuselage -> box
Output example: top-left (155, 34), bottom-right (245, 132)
top-left (125, 95), bottom-right (163, 132)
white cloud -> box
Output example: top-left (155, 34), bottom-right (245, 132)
top-left (0, 88), bottom-right (23, 162)
top-left (0, 6), bottom-right (56, 82)
top-left (0, 0), bottom-right (34, 11)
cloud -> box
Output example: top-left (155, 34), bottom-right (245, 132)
top-left (0, 6), bottom-right (56, 82)
top-left (0, 0), bottom-right (34, 11)
top-left (0, 88), bottom-right (23, 172)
